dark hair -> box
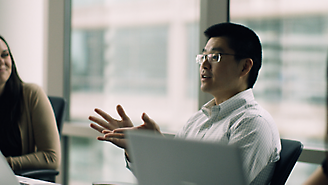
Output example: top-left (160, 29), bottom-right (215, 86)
top-left (0, 35), bottom-right (23, 127)
top-left (204, 22), bottom-right (262, 88)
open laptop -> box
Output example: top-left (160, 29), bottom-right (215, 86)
top-left (0, 151), bottom-right (58, 185)
top-left (126, 130), bottom-right (248, 185)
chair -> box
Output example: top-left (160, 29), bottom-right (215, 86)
top-left (48, 96), bottom-right (66, 134)
top-left (270, 139), bottom-right (303, 185)
top-left (15, 96), bottom-right (66, 183)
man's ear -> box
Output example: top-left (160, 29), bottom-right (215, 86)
top-left (240, 58), bottom-right (253, 77)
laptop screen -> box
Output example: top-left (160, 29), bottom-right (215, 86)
top-left (126, 130), bottom-right (248, 185)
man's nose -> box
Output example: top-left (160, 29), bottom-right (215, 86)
top-left (200, 58), bottom-right (210, 69)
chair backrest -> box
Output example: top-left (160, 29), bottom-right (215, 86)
top-left (270, 139), bottom-right (303, 185)
top-left (48, 96), bottom-right (66, 135)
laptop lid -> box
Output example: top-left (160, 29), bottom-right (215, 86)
top-left (0, 151), bottom-right (60, 185)
top-left (126, 130), bottom-right (248, 185)
top-left (0, 151), bottom-right (20, 185)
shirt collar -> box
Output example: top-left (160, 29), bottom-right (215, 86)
top-left (201, 89), bottom-right (255, 117)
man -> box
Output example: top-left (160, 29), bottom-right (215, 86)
top-left (89, 22), bottom-right (281, 184)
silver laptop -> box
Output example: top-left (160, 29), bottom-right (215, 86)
top-left (0, 151), bottom-right (58, 185)
top-left (126, 130), bottom-right (248, 185)
top-left (0, 151), bottom-right (21, 185)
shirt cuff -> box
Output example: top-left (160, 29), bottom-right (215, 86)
top-left (125, 152), bottom-right (134, 172)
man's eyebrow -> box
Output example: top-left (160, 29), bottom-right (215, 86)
top-left (202, 47), bottom-right (224, 53)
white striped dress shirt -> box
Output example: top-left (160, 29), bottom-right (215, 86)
top-left (175, 89), bottom-right (281, 184)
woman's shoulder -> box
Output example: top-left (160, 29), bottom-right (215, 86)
top-left (22, 83), bottom-right (43, 92)
top-left (21, 83), bottom-right (46, 98)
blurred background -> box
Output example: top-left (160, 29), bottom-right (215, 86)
top-left (69, 0), bottom-right (327, 184)
top-left (0, 0), bottom-right (327, 184)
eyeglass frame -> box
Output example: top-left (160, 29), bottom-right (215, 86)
top-left (195, 53), bottom-right (240, 64)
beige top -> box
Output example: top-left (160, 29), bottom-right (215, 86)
top-left (6, 83), bottom-right (61, 171)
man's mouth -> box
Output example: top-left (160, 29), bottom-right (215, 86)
top-left (202, 75), bottom-right (211, 78)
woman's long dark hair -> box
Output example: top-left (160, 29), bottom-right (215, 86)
top-left (0, 35), bottom-right (24, 156)
top-left (0, 35), bottom-right (23, 123)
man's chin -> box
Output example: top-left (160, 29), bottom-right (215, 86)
top-left (200, 86), bottom-right (210, 93)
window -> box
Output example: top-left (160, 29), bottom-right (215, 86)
top-left (230, 0), bottom-right (328, 183)
top-left (69, 0), bottom-right (200, 184)
top-left (71, 30), bottom-right (105, 92)
top-left (231, 0), bottom-right (328, 147)
top-left (107, 26), bottom-right (168, 95)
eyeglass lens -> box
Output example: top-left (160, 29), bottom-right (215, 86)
top-left (196, 54), bottom-right (220, 64)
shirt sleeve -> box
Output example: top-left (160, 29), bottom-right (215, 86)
top-left (7, 84), bottom-right (61, 171)
top-left (125, 152), bottom-right (135, 173)
top-left (228, 116), bottom-right (275, 183)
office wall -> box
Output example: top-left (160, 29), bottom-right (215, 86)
top-left (0, 0), bottom-right (65, 97)
top-left (0, 0), bottom-right (45, 87)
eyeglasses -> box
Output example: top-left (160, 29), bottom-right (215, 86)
top-left (196, 53), bottom-right (238, 64)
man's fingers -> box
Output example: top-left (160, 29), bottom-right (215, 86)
top-left (142, 112), bottom-right (150, 122)
top-left (104, 132), bottom-right (125, 139)
top-left (141, 113), bottom-right (161, 132)
top-left (142, 113), bottom-right (155, 127)
top-left (89, 115), bottom-right (115, 130)
top-left (116, 105), bottom-right (130, 121)
top-left (97, 133), bottom-right (125, 141)
top-left (94, 108), bottom-right (116, 123)
top-left (97, 136), bottom-right (116, 142)
top-left (102, 130), bottom-right (112, 134)
top-left (113, 127), bottom-right (138, 133)
top-left (90, 123), bottom-right (105, 133)
top-left (97, 134), bottom-right (127, 149)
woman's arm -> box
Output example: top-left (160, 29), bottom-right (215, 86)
top-left (6, 84), bottom-right (61, 170)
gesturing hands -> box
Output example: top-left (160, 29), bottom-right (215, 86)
top-left (89, 104), bottom-right (161, 150)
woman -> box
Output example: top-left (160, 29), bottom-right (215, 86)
top-left (303, 55), bottom-right (328, 185)
top-left (0, 35), bottom-right (60, 171)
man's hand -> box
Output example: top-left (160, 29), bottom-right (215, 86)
top-left (102, 112), bottom-right (163, 149)
top-left (89, 104), bottom-right (162, 150)
top-left (114, 112), bottom-right (161, 133)
top-left (89, 104), bottom-right (133, 149)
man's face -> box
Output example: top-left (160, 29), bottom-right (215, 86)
top-left (199, 37), bottom-right (243, 97)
